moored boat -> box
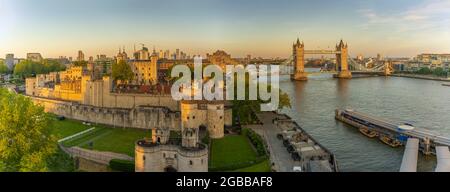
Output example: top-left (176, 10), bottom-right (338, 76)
top-left (359, 127), bottom-right (378, 138)
top-left (379, 135), bottom-right (401, 147)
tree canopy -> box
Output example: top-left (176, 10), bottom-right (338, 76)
top-left (13, 59), bottom-right (66, 78)
top-left (72, 60), bottom-right (88, 67)
top-left (0, 89), bottom-right (56, 171)
top-left (231, 73), bottom-right (291, 124)
top-left (415, 67), bottom-right (449, 77)
top-left (112, 60), bottom-right (134, 83)
top-left (0, 61), bottom-right (9, 74)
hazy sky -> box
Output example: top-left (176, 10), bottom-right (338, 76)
top-left (1, 0), bottom-right (450, 58)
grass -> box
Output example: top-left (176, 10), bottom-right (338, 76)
top-left (49, 116), bottom-right (151, 157)
top-left (78, 128), bottom-right (151, 157)
top-left (209, 135), bottom-right (259, 170)
top-left (233, 159), bottom-right (271, 172)
top-left (49, 117), bottom-right (91, 140)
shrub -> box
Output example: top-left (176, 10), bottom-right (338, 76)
top-left (242, 128), bottom-right (267, 156)
top-left (109, 159), bottom-right (135, 172)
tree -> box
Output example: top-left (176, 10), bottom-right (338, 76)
top-left (13, 59), bottom-right (65, 78)
top-left (0, 89), bottom-right (56, 171)
top-left (279, 91), bottom-right (292, 110)
top-left (231, 73), bottom-right (291, 124)
top-left (112, 60), bottom-right (134, 83)
top-left (72, 60), bottom-right (88, 67)
top-left (0, 61), bottom-right (9, 74)
top-left (433, 67), bottom-right (446, 77)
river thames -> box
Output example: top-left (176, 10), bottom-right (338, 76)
top-left (277, 70), bottom-right (450, 171)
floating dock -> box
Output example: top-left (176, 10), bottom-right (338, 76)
top-left (335, 108), bottom-right (450, 155)
top-left (274, 113), bottom-right (339, 172)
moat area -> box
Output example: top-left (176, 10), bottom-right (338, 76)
top-left (278, 71), bottom-right (450, 171)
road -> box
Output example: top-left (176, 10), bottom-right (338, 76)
top-left (251, 112), bottom-right (297, 172)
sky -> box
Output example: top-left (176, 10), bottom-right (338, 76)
top-left (1, 0), bottom-right (450, 59)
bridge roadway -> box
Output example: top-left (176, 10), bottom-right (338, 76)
top-left (337, 109), bottom-right (450, 147)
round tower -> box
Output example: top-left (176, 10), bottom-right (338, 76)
top-left (207, 102), bottom-right (224, 139)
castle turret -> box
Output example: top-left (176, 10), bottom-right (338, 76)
top-left (152, 127), bottom-right (170, 144)
top-left (182, 128), bottom-right (199, 148)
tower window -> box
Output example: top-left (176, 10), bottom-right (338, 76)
top-left (187, 116), bottom-right (190, 120)
top-left (220, 116), bottom-right (222, 119)
top-left (189, 160), bottom-right (193, 165)
top-left (143, 155), bottom-right (146, 161)
top-left (193, 116), bottom-right (195, 119)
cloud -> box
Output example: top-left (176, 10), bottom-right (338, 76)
top-left (358, 0), bottom-right (450, 32)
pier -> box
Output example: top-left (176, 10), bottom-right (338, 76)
top-left (335, 108), bottom-right (450, 155)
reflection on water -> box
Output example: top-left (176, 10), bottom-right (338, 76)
top-left (279, 73), bottom-right (450, 172)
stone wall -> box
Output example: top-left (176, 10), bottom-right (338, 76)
top-left (32, 96), bottom-right (181, 131)
top-left (135, 144), bottom-right (208, 172)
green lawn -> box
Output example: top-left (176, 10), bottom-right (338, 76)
top-left (210, 135), bottom-right (261, 171)
top-left (78, 128), bottom-right (151, 157)
top-left (49, 116), bottom-right (151, 157)
top-left (233, 160), bottom-right (271, 172)
top-left (49, 118), bottom-right (91, 140)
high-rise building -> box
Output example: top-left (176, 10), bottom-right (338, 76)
top-left (164, 50), bottom-right (170, 59)
top-left (377, 53), bottom-right (383, 61)
top-left (176, 49), bottom-right (180, 60)
top-left (27, 53), bottom-right (43, 62)
top-left (77, 50), bottom-right (85, 62)
top-left (5, 54), bottom-right (15, 71)
top-left (159, 50), bottom-right (164, 58)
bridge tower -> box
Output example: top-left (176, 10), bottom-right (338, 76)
top-left (292, 38), bottom-right (308, 81)
top-left (335, 40), bottom-right (352, 79)
top-left (383, 61), bottom-right (394, 76)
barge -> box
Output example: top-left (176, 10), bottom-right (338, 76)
top-left (335, 108), bottom-right (450, 155)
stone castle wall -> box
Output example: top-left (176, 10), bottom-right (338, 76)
top-left (135, 144), bottom-right (208, 172)
top-left (31, 96), bottom-right (181, 131)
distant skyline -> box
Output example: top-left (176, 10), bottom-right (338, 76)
top-left (1, 0), bottom-right (450, 59)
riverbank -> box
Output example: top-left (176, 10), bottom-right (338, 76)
top-left (393, 73), bottom-right (450, 82)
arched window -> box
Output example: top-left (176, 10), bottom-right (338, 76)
top-left (143, 155), bottom-right (146, 161)
top-left (189, 160), bottom-right (193, 165)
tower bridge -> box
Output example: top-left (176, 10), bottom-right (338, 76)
top-left (275, 38), bottom-right (394, 80)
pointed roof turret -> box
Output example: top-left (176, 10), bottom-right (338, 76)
top-left (339, 39), bottom-right (345, 47)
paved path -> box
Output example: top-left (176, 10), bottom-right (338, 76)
top-left (251, 112), bottom-right (297, 172)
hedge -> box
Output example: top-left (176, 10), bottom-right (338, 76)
top-left (109, 159), bottom-right (135, 172)
top-left (242, 128), bottom-right (267, 156)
